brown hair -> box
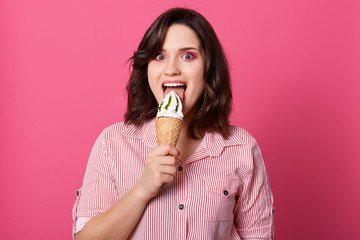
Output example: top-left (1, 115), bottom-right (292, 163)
top-left (124, 8), bottom-right (232, 139)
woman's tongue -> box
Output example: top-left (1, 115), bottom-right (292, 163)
top-left (164, 87), bottom-right (185, 102)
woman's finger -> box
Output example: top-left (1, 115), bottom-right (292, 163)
top-left (151, 156), bottom-right (177, 166)
top-left (157, 164), bottom-right (177, 176)
top-left (149, 144), bottom-right (180, 158)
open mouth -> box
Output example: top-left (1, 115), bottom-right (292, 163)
top-left (162, 82), bottom-right (187, 102)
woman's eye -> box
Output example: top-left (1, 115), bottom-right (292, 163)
top-left (181, 52), bottom-right (196, 60)
top-left (155, 54), bottom-right (165, 61)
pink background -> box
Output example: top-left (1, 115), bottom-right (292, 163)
top-left (1, 0), bottom-right (359, 239)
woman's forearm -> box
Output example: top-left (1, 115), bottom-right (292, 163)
top-left (75, 145), bottom-right (178, 240)
top-left (74, 183), bottom-right (150, 240)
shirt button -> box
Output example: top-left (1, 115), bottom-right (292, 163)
top-left (77, 190), bottom-right (80, 196)
top-left (223, 190), bottom-right (228, 196)
top-left (179, 204), bottom-right (184, 210)
top-left (178, 166), bottom-right (183, 171)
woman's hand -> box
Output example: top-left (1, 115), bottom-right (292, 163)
top-left (135, 144), bottom-right (180, 201)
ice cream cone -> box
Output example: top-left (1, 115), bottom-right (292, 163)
top-left (155, 117), bottom-right (182, 146)
top-left (155, 90), bottom-right (183, 146)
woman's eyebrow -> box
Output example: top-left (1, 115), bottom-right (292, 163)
top-left (179, 47), bottom-right (200, 51)
top-left (160, 47), bottom-right (201, 52)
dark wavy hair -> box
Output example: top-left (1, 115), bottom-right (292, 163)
top-left (124, 8), bottom-right (232, 139)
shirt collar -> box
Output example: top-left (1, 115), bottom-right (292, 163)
top-left (122, 119), bottom-right (246, 157)
top-left (120, 119), bottom-right (157, 149)
top-left (204, 127), bottom-right (246, 157)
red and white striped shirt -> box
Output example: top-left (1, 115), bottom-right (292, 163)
top-left (72, 119), bottom-right (274, 239)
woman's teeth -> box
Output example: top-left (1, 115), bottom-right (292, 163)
top-left (163, 83), bottom-right (186, 87)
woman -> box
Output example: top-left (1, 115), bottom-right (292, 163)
top-left (73, 8), bottom-right (274, 240)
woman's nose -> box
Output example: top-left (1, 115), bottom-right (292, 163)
top-left (165, 59), bottom-right (181, 76)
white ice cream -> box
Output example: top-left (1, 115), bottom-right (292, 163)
top-left (156, 91), bottom-right (183, 120)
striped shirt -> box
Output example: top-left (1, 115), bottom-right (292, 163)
top-left (72, 119), bottom-right (274, 239)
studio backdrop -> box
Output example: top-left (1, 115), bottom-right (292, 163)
top-left (1, 0), bottom-right (359, 239)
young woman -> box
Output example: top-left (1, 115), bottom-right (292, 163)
top-left (73, 8), bottom-right (274, 240)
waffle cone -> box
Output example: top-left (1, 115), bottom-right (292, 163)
top-left (155, 117), bottom-right (182, 146)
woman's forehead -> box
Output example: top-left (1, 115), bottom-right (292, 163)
top-left (161, 24), bottom-right (202, 51)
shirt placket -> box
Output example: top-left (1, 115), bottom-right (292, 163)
top-left (176, 162), bottom-right (187, 240)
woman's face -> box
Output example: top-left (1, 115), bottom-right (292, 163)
top-left (148, 24), bottom-right (205, 117)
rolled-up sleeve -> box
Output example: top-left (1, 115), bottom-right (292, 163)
top-left (234, 142), bottom-right (274, 239)
top-left (72, 130), bottom-right (118, 236)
